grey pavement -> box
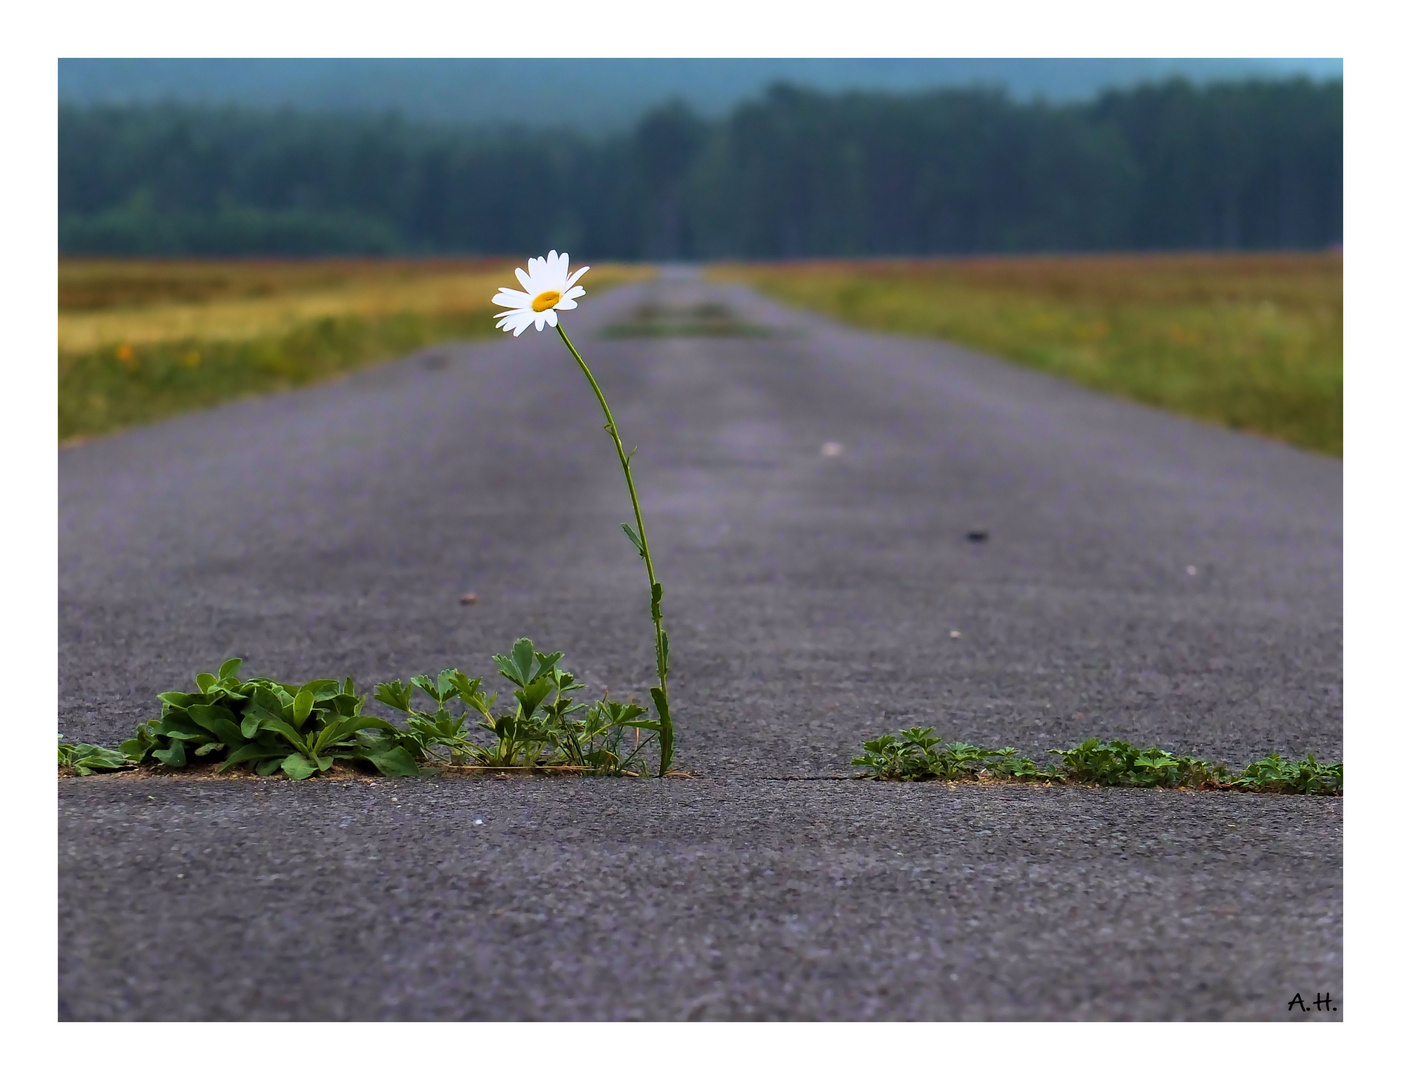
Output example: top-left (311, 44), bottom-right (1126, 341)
top-left (58, 269), bottom-right (1342, 1020)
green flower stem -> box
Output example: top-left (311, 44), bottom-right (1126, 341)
top-left (555, 321), bottom-right (673, 775)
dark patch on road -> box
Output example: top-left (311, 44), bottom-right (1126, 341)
top-left (603, 299), bottom-right (770, 338)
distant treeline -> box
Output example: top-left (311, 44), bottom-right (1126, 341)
top-left (59, 79), bottom-right (1342, 258)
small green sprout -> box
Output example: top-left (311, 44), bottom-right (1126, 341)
top-left (58, 736), bottom-right (130, 776)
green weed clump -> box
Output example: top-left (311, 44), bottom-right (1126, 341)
top-left (119, 657), bottom-right (421, 780)
top-left (854, 729), bottom-right (1341, 795)
top-left (57, 737), bottom-right (130, 776)
top-left (1231, 753), bottom-right (1344, 796)
top-left (372, 638), bottom-right (659, 775)
top-left (72, 640), bottom-right (662, 781)
top-left (1051, 737), bottom-right (1232, 789)
top-left (851, 728), bottom-right (1054, 782)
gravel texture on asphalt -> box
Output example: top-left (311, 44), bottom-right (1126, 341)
top-left (59, 776), bottom-right (1340, 1021)
top-left (58, 269), bottom-right (1343, 1020)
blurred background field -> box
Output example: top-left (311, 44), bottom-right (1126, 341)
top-left (57, 60), bottom-right (1344, 452)
top-left (58, 259), bottom-right (650, 443)
top-left (717, 254), bottom-right (1341, 456)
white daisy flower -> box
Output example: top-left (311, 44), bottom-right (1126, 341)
top-left (492, 250), bottom-right (590, 336)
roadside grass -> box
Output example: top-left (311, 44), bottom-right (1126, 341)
top-left (713, 253), bottom-right (1342, 456)
top-left (59, 258), bottom-right (653, 443)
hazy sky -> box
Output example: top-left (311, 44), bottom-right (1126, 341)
top-left (58, 58), bottom-right (1343, 131)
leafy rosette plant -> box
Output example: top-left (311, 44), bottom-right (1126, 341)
top-left (374, 638), bottom-right (659, 775)
top-left (493, 253), bottom-right (676, 774)
top-left (120, 658), bottom-right (419, 780)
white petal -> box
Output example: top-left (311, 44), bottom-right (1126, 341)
top-left (555, 298), bottom-right (577, 310)
top-left (530, 255), bottom-right (558, 286)
top-left (545, 308), bottom-right (559, 327)
top-left (566, 265), bottom-right (590, 288)
top-left (513, 321), bottom-right (528, 337)
top-left (515, 266), bottom-right (533, 291)
top-left (562, 285), bottom-right (585, 301)
top-left (494, 288), bottom-right (531, 308)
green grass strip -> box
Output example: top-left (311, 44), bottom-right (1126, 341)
top-left (59, 310), bottom-right (495, 443)
top-left (854, 728), bottom-right (1341, 795)
top-left (719, 255), bottom-right (1342, 456)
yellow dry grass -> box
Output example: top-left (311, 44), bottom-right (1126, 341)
top-left (58, 258), bottom-right (654, 442)
top-left (59, 259), bottom-right (650, 352)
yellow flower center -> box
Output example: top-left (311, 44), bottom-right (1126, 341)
top-left (532, 290), bottom-right (562, 312)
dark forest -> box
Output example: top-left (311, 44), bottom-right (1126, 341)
top-left (59, 78), bottom-right (1343, 258)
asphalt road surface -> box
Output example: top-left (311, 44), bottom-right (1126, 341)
top-left (59, 269), bottom-right (1342, 1020)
